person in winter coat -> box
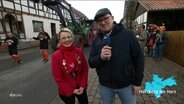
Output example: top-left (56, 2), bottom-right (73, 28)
top-left (4, 32), bottom-right (22, 64)
top-left (155, 26), bottom-right (168, 61)
top-left (33, 27), bottom-right (50, 63)
top-left (136, 25), bottom-right (148, 55)
top-left (88, 8), bottom-right (144, 104)
top-left (51, 28), bottom-right (88, 104)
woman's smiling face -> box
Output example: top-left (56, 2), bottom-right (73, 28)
top-left (59, 31), bottom-right (73, 47)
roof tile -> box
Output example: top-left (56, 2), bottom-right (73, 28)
top-left (138, 0), bottom-right (184, 11)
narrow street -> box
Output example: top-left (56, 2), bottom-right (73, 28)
top-left (0, 47), bottom-right (57, 104)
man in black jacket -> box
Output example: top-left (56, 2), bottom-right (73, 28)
top-left (88, 8), bottom-right (144, 104)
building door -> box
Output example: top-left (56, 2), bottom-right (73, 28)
top-left (4, 14), bottom-right (19, 38)
top-left (51, 23), bottom-right (56, 36)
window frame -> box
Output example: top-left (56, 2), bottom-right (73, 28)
top-left (32, 20), bottom-right (43, 32)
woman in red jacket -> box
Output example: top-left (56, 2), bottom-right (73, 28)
top-left (51, 28), bottom-right (88, 104)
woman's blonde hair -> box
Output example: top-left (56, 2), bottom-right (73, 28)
top-left (57, 28), bottom-right (74, 40)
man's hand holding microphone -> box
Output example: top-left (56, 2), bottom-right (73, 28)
top-left (100, 34), bottom-right (112, 60)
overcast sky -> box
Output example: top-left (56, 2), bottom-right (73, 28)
top-left (67, 0), bottom-right (125, 23)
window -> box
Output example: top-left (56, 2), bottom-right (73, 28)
top-left (38, 3), bottom-right (43, 10)
top-left (32, 20), bottom-right (43, 32)
top-left (29, 1), bottom-right (35, 8)
top-left (14, 0), bottom-right (20, 4)
top-left (44, 6), bottom-right (47, 12)
top-left (3, 0), bottom-right (14, 9)
top-left (15, 3), bottom-right (21, 11)
top-left (21, 1), bottom-right (28, 6)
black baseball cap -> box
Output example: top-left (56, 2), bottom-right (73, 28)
top-left (94, 8), bottom-right (111, 21)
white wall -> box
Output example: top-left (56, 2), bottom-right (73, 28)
top-left (22, 14), bottom-right (60, 40)
top-left (135, 12), bottom-right (148, 26)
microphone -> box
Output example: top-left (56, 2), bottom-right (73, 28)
top-left (103, 35), bottom-right (111, 60)
top-left (103, 35), bottom-right (111, 46)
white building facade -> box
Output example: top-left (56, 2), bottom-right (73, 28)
top-left (0, 0), bottom-right (60, 41)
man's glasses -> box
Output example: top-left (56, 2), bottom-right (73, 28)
top-left (96, 16), bottom-right (111, 23)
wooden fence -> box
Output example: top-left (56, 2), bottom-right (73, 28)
top-left (164, 31), bottom-right (184, 66)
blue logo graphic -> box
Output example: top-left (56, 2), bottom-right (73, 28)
top-left (144, 74), bottom-right (177, 99)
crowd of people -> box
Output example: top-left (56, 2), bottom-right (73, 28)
top-left (136, 24), bottom-right (168, 62)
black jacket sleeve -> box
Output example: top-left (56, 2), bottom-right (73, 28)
top-left (33, 32), bottom-right (41, 40)
top-left (13, 37), bottom-right (19, 45)
top-left (45, 32), bottom-right (50, 40)
top-left (88, 38), bottom-right (105, 68)
top-left (129, 30), bottom-right (144, 86)
top-left (33, 37), bottom-right (39, 40)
